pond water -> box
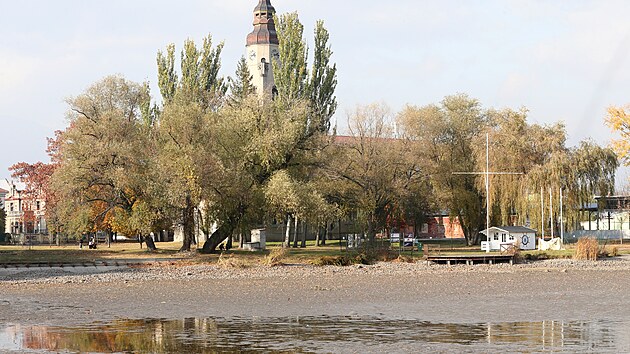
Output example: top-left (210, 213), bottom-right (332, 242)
top-left (1, 316), bottom-right (627, 353)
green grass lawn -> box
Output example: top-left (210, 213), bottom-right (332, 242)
top-left (0, 238), bottom-right (625, 265)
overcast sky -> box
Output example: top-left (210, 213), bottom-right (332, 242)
top-left (1, 0), bottom-right (630, 183)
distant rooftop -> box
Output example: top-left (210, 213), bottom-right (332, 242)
top-left (481, 226), bottom-right (537, 235)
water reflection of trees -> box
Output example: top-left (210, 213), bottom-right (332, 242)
top-left (9, 317), bottom-right (624, 352)
top-left (486, 321), bottom-right (617, 350)
top-left (19, 319), bottom-right (221, 353)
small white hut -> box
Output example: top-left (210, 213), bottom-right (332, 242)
top-left (481, 226), bottom-right (537, 251)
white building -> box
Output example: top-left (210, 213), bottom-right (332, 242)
top-left (481, 226), bottom-right (537, 251)
top-left (4, 183), bottom-right (46, 235)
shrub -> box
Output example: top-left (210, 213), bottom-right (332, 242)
top-left (263, 248), bottom-right (289, 267)
top-left (311, 255), bottom-right (353, 266)
top-left (598, 245), bottom-right (619, 258)
top-left (217, 253), bottom-right (250, 269)
top-left (574, 237), bottom-right (599, 261)
top-left (392, 255), bottom-right (414, 263)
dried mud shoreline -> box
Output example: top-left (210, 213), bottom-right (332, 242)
top-left (1, 258), bottom-right (630, 327)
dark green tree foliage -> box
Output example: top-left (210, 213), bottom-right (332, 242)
top-left (228, 56), bottom-right (256, 105)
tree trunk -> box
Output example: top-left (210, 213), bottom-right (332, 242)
top-left (367, 214), bottom-right (376, 244)
top-left (180, 195), bottom-right (196, 252)
top-left (292, 217), bottom-right (299, 248)
top-left (458, 214), bottom-right (481, 246)
top-left (284, 215), bottom-right (292, 248)
top-left (202, 222), bottom-right (237, 253)
top-left (301, 222), bottom-right (307, 248)
top-left (322, 222), bottom-right (328, 246)
top-left (144, 235), bottom-right (158, 251)
top-left (226, 234), bottom-right (233, 250)
top-left (316, 224), bottom-right (321, 247)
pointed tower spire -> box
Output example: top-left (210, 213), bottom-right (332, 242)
top-left (245, 0), bottom-right (280, 97)
top-left (247, 0), bottom-right (279, 46)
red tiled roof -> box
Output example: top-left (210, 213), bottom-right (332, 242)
top-left (0, 188), bottom-right (8, 194)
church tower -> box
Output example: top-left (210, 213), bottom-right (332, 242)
top-left (246, 0), bottom-right (280, 97)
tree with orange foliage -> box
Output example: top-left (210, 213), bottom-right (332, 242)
top-left (10, 130), bottom-right (63, 241)
top-left (607, 105), bottom-right (630, 165)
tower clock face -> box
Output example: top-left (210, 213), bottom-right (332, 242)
top-left (249, 50), bottom-right (256, 61)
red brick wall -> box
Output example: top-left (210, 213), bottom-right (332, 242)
top-left (420, 216), bottom-right (464, 239)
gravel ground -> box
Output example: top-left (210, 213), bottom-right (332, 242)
top-left (1, 257), bottom-right (630, 285)
top-left (2, 258), bottom-right (630, 327)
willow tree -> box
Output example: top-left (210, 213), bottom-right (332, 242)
top-left (155, 36), bottom-right (227, 251)
top-left (201, 97), bottom-right (314, 252)
top-left (323, 103), bottom-right (423, 243)
top-left (49, 76), bottom-right (156, 240)
top-left (264, 170), bottom-right (336, 248)
top-left (478, 109), bottom-right (617, 236)
top-left (399, 94), bottom-right (489, 245)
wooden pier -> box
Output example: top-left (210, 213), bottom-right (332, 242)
top-left (426, 254), bottom-right (514, 265)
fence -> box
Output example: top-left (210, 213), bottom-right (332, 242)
top-left (564, 230), bottom-right (630, 243)
top-left (6, 233), bottom-right (77, 246)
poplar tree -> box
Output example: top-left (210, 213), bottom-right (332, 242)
top-left (156, 44), bottom-right (177, 105)
top-left (309, 20), bottom-right (338, 134)
top-left (274, 14), bottom-right (338, 134)
top-left (228, 56), bottom-right (256, 105)
top-left (273, 12), bottom-right (309, 102)
top-left (156, 34), bottom-right (227, 111)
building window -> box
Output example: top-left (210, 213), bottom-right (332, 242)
top-left (36, 201), bottom-right (41, 210)
top-left (509, 235), bottom-right (515, 241)
top-left (493, 233), bottom-right (499, 241)
top-left (10, 203), bottom-right (13, 212)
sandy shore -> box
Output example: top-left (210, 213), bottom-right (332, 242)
top-left (2, 258), bottom-right (630, 326)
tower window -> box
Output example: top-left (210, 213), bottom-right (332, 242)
top-left (259, 58), bottom-right (268, 76)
